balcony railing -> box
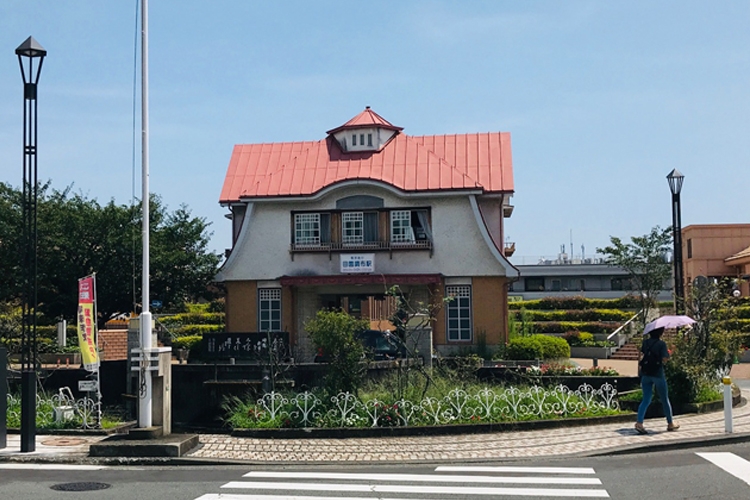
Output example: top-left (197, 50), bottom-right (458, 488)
top-left (290, 239), bottom-right (432, 253)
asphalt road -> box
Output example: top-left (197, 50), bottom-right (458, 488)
top-left (2, 442), bottom-right (750, 499)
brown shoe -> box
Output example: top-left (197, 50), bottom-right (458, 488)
top-left (635, 423), bottom-right (648, 435)
top-left (667, 423), bottom-right (680, 431)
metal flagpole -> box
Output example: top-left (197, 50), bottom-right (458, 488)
top-left (92, 273), bottom-right (102, 427)
top-left (138, 0), bottom-right (153, 428)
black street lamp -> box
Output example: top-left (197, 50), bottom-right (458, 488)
top-left (16, 36), bottom-right (46, 453)
top-left (667, 169), bottom-right (685, 315)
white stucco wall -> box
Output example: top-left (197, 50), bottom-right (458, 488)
top-left (218, 184), bottom-right (512, 281)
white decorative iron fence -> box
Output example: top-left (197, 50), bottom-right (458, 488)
top-left (243, 383), bottom-right (620, 429)
top-left (6, 387), bottom-right (101, 429)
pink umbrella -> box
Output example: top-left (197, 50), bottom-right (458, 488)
top-left (643, 315), bottom-right (696, 335)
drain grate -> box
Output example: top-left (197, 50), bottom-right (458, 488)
top-left (51, 482), bottom-right (112, 492)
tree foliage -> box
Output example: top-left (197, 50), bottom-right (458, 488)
top-left (597, 226), bottom-right (672, 324)
top-left (0, 182), bottom-right (221, 326)
top-left (305, 309), bottom-right (369, 394)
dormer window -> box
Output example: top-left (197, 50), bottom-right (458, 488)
top-left (327, 107), bottom-right (403, 153)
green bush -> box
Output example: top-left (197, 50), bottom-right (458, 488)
top-left (505, 336), bottom-right (543, 360)
top-left (533, 334), bottom-right (571, 359)
top-left (532, 321), bottom-right (618, 334)
top-left (172, 335), bottom-right (202, 350)
top-left (514, 309), bottom-right (631, 322)
top-left (305, 310), bottom-right (369, 394)
top-left (172, 324), bottom-right (223, 336)
top-left (164, 312), bottom-right (225, 325)
top-left (509, 296), bottom-right (642, 311)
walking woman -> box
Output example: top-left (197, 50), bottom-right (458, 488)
top-left (635, 326), bottom-right (679, 434)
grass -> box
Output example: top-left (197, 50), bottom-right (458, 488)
top-left (223, 372), bottom-right (624, 429)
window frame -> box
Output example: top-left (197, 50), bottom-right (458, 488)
top-left (258, 288), bottom-right (282, 332)
top-left (342, 212), bottom-right (364, 245)
top-left (446, 285), bottom-right (472, 342)
top-left (294, 213), bottom-right (321, 246)
top-left (390, 210), bottom-right (414, 243)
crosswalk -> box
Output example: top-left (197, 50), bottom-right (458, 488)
top-left (697, 452), bottom-right (750, 487)
top-left (195, 465), bottom-right (611, 499)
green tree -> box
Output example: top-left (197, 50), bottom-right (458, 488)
top-left (597, 226), bottom-right (672, 324)
top-left (0, 182), bottom-right (221, 326)
top-left (305, 309), bottom-right (368, 394)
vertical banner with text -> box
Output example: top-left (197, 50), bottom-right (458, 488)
top-left (77, 275), bottom-right (100, 371)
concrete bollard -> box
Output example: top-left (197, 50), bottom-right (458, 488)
top-left (723, 376), bottom-right (733, 433)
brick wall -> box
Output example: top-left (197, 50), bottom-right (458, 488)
top-left (98, 328), bottom-right (128, 361)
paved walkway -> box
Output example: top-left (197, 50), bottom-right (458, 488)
top-left (3, 362), bottom-right (750, 464)
top-left (189, 399), bottom-right (750, 463)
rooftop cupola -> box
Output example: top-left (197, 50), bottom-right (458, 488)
top-left (326, 106), bottom-right (403, 153)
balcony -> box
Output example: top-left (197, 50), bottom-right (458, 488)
top-left (290, 239), bottom-right (432, 254)
top-left (504, 241), bottom-right (516, 257)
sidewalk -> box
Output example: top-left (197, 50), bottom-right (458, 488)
top-left (3, 363), bottom-right (750, 465)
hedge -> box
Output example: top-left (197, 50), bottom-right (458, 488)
top-left (505, 334), bottom-right (570, 360)
top-left (508, 295), bottom-right (643, 311)
top-left (513, 309), bottom-right (631, 322)
top-left (172, 324), bottom-right (223, 336)
top-left (530, 321), bottom-right (620, 334)
top-left (161, 312), bottom-right (225, 326)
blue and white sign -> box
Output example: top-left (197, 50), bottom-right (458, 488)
top-left (340, 253), bottom-right (375, 273)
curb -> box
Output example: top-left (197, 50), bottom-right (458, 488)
top-left (583, 431), bottom-right (750, 457)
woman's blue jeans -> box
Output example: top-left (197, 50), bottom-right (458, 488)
top-left (637, 374), bottom-right (674, 424)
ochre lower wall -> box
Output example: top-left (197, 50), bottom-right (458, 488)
top-left (472, 276), bottom-right (508, 345)
top-left (225, 281), bottom-right (257, 332)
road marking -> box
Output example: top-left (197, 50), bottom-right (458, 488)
top-left (435, 465), bottom-right (597, 474)
top-left (243, 470), bottom-right (601, 485)
top-left (198, 496), bottom-right (446, 500)
top-left (0, 463), bottom-right (107, 470)
top-left (221, 480), bottom-right (610, 497)
top-left (697, 452), bottom-right (750, 486)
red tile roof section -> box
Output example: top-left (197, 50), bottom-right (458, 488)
top-left (326, 106), bottom-right (403, 134)
top-left (220, 112), bottom-right (513, 203)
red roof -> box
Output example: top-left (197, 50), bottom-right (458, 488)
top-left (326, 106), bottom-right (403, 134)
top-left (220, 109), bottom-right (513, 203)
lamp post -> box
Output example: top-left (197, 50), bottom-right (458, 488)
top-left (667, 169), bottom-right (685, 315)
top-left (16, 36), bottom-right (46, 453)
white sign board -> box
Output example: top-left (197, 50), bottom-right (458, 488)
top-left (78, 380), bottom-right (98, 392)
top-left (340, 254), bottom-right (374, 273)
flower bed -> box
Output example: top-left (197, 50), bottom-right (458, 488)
top-left (223, 383), bottom-right (622, 430)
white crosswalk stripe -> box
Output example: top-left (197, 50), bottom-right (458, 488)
top-left (0, 463), bottom-right (108, 470)
top-left (195, 465), bottom-right (610, 499)
top-left (697, 452), bottom-right (750, 487)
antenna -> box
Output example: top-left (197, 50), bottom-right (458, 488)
top-left (570, 230), bottom-right (573, 260)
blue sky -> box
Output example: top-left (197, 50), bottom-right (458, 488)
top-left (1, 1), bottom-right (748, 264)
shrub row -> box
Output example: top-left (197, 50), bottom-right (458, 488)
top-left (161, 312), bottom-right (225, 326)
top-left (171, 324), bottom-right (223, 336)
top-left (717, 319), bottom-right (750, 333)
top-left (513, 309), bottom-right (631, 322)
top-left (505, 335), bottom-right (570, 360)
top-left (530, 321), bottom-right (619, 334)
top-left (509, 295), bottom-right (642, 311)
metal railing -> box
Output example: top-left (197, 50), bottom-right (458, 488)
top-left (607, 310), bottom-right (644, 350)
top-left (290, 240), bottom-right (432, 252)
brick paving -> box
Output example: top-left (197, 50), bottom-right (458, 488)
top-left (188, 395), bottom-right (750, 463)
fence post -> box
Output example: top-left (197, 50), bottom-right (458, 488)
top-left (1, 346), bottom-right (7, 449)
top-left (723, 376), bottom-right (733, 433)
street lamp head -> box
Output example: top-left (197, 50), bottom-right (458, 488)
top-left (16, 36), bottom-right (46, 99)
top-left (15, 36), bottom-right (47, 59)
top-left (667, 168), bottom-right (685, 195)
